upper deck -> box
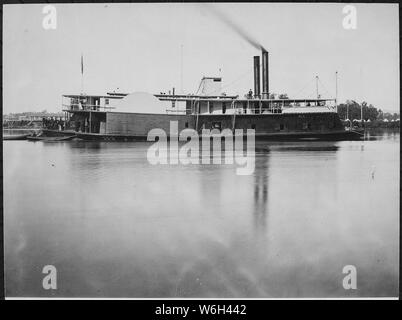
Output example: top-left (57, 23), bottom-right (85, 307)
top-left (62, 94), bottom-right (123, 112)
top-left (62, 92), bottom-right (336, 116)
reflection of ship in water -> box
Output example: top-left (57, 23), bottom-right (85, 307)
top-left (251, 141), bottom-right (343, 236)
top-left (253, 152), bottom-right (270, 234)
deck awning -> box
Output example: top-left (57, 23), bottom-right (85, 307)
top-left (63, 93), bottom-right (335, 103)
top-left (63, 94), bottom-right (123, 99)
top-left (156, 97), bottom-right (335, 103)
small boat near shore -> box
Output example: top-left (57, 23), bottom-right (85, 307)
top-left (26, 135), bottom-right (76, 142)
top-left (41, 129), bottom-right (77, 137)
top-left (3, 134), bottom-right (30, 140)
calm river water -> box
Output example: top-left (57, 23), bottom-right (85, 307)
top-left (3, 129), bottom-right (399, 298)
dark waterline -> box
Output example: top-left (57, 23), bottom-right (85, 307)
top-left (3, 129), bottom-right (399, 297)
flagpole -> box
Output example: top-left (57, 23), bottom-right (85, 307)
top-left (335, 71), bottom-right (338, 113)
top-left (81, 53), bottom-right (84, 95)
top-left (180, 44), bottom-right (183, 94)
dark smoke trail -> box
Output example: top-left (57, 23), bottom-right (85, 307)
top-left (203, 4), bottom-right (266, 51)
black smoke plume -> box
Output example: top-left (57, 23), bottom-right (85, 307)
top-left (204, 4), bottom-right (266, 52)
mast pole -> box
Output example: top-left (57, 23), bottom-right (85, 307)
top-left (315, 75), bottom-right (319, 100)
top-left (180, 44), bottom-right (183, 93)
top-left (335, 71), bottom-right (338, 113)
top-left (81, 53), bottom-right (84, 95)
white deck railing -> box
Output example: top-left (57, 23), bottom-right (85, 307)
top-left (62, 104), bottom-right (116, 112)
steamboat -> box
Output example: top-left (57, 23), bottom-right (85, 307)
top-left (47, 50), bottom-right (363, 141)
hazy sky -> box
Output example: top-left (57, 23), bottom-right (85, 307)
top-left (3, 3), bottom-right (399, 113)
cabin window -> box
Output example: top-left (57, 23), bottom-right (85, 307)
top-left (186, 101), bottom-right (192, 114)
top-left (254, 102), bottom-right (260, 114)
top-left (212, 122), bottom-right (222, 130)
top-left (280, 124), bottom-right (284, 130)
top-left (185, 122), bottom-right (189, 128)
top-left (71, 98), bottom-right (79, 110)
top-left (222, 103), bottom-right (226, 114)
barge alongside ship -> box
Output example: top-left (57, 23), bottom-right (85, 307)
top-left (55, 50), bottom-right (362, 141)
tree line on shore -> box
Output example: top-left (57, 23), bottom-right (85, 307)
top-left (337, 100), bottom-right (399, 121)
top-left (336, 100), bottom-right (399, 128)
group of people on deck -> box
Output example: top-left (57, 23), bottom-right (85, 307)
top-left (74, 119), bottom-right (90, 133)
top-left (42, 116), bottom-right (92, 133)
top-left (42, 117), bottom-right (65, 131)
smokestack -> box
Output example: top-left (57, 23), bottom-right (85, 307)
top-left (262, 50), bottom-right (269, 99)
top-left (253, 56), bottom-right (261, 98)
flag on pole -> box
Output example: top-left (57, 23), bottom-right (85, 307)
top-left (81, 54), bottom-right (84, 75)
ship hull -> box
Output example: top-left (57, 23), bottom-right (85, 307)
top-left (70, 111), bottom-right (363, 141)
top-left (75, 129), bottom-right (363, 142)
